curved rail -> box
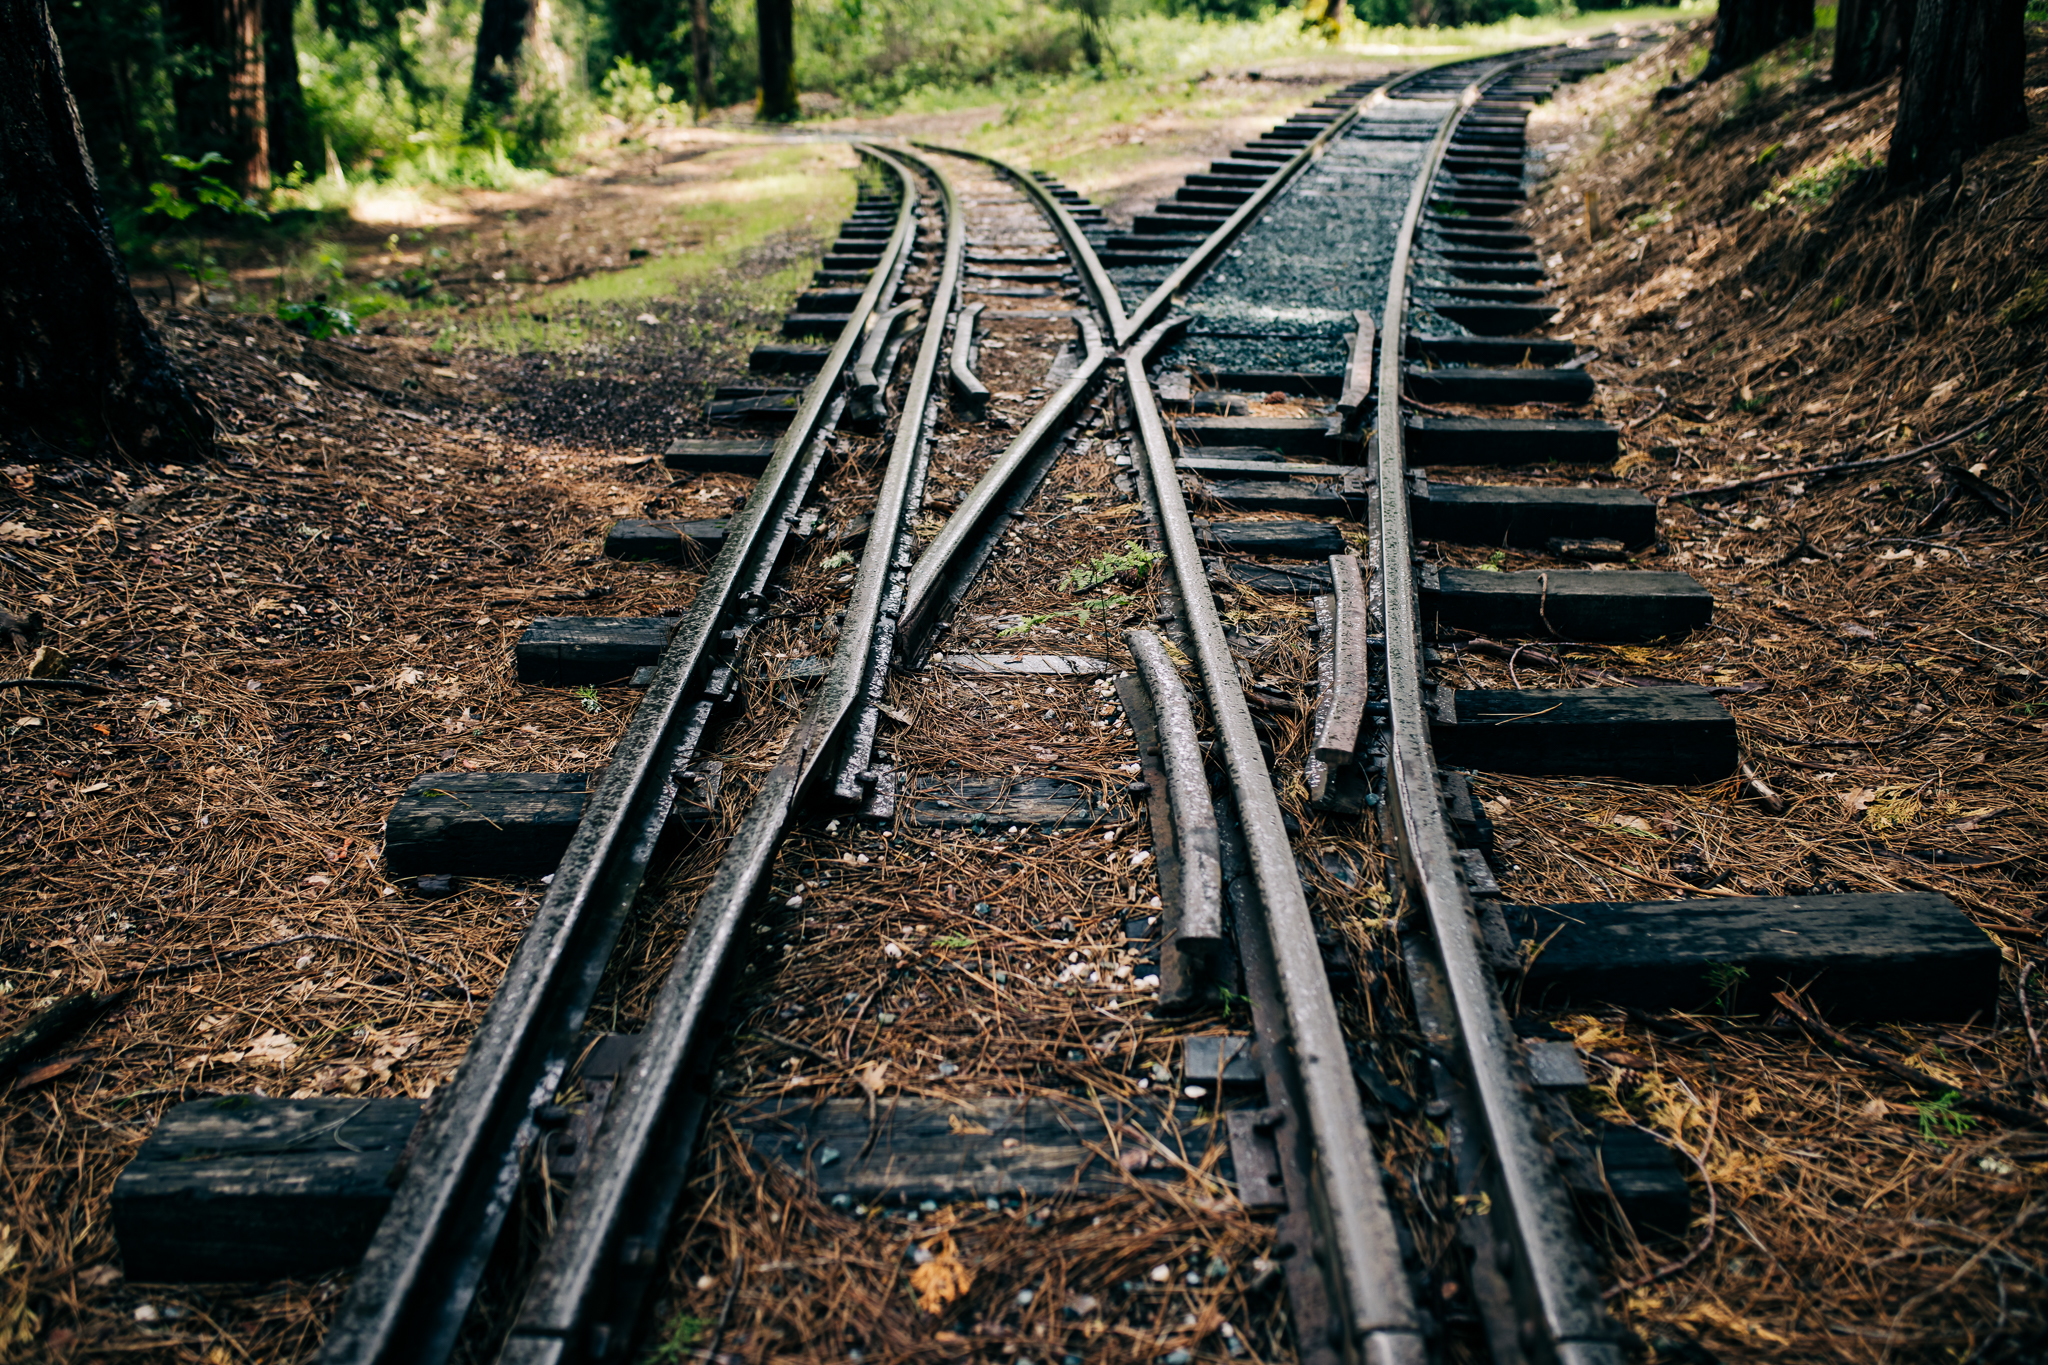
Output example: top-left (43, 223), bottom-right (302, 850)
top-left (1369, 62), bottom-right (1624, 1365)
top-left (1124, 316), bottom-right (1423, 1363)
top-left (912, 140), bottom-right (1127, 341)
top-left (893, 142), bottom-right (1115, 665)
top-left (314, 146), bottom-right (928, 1365)
top-left (496, 141), bottom-right (964, 1365)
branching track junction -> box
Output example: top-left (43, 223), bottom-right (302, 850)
top-left (108, 35), bottom-right (2004, 1365)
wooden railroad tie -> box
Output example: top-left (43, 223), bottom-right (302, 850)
top-left (1419, 565), bottom-right (1712, 641)
top-left (1431, 684), bottom-right (1737, 784)
top-left (111, 1084), bottom-right (1245, 1284)
top-left (383, 766), bottom-right (722, 880)
top-left (1487, 892), bottom-right (1999, 1025)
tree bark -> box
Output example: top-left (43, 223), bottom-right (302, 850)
top-left (165, 0), bottom-right (270, 191)
top-left (1889, 0), bottom-right (2028, 186)
top-left (0, 0), bottom-right (212, 461)
top-left (692, 0), bottom-right (710, 122)
top-left (1832, 0), bottom-right (1913, 89)
top-left (756, 0), bottom-right (796, 122)
top-left (467, 0), bottom-right (536, 122)
top-left (1701, 0), bottom-right (1815, 81)
top-left (263, 0), bottom-right (308, 179)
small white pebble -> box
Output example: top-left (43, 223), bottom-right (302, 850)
top-left (133, 1306), bottom-right (159, 1324)
top-left (1184, 1085), bottom-right (1208, 1099)
top-left (786, 896), bottom-right (804, 909)
top-left (1149, 1264), bottom-right (1171, 1283)
top-left (883, 941), bottom-right (905, 959)
top-left (695, 1275), bottom-right (716, 1291)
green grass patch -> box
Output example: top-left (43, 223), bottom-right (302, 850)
top-left (1753, 145), bottom-right (1885, 213)
top-left (452, 143), bottom-right (859, 355)
top-left (2002, 267), bottom-right (2048, 328)
top-left (647, 1313), bottom-right (714, 1365)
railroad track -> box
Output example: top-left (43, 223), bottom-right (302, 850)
top-left (109, 31), bottom-right (2003, 1365)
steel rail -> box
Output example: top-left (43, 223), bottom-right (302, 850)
top-left (811, 144), bottom-right (964, 798)
top-left (893, 143), bottom-right (1114, 665)
top-left (1370, 60), bottom-right (1624, 1365)
top-left (910, 140), bottom-right (1127, 341)
top-left (313, 147), bottom-right (925, 1365)
top-left (895, 314), bottom-right (1103, 662)
top-left (495, 142), bottom-right (972, 1365)
top-left (1123, 316), bottom-right (1423, 1365)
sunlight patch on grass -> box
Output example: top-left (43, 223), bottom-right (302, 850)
top-left (549, 146), bottom-right (859, 307)
top-left (453, 141), bottom-right (859, 353)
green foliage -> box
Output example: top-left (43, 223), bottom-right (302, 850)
top-left (1703, 962), bottom-right (1748, 1011)
top-left (144, 153), bottom-right (271, 224)
top-left (1000, 595), bottom-right (1133, 636)
top-left (277, 296), bottom-right (359, 339)
top-left (793, 0), bottom-right (1109, 108)
top-left (599, 56), bottom-right (677, 123)
top-left (1914, 1091), bottom-right (1976, 1145)
top-left (1753, 147), bottom-right (1885, 213)
top-left (299, 0), bottom-right (589, 182)
top-left (574, 685), bottom-right (603, 714)
top-left (2001, 268), bottom-right (2048, 328)
top-left (62, 0), bottom-right (1703, 226)
top-left (646, 1313), bottom-right (712, 1365)
top-left (1064, 541), bottom-right (1162, 592)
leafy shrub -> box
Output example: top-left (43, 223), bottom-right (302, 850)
top-left (277, 296), bottom-right (359, 339)
top-left (144, 152), bottom-right (270, 224)
top-left (600, 56), bottom-right (677, 123)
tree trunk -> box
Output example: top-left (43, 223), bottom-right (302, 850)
top-left (165, 0), bottom-right (270, 191)
top-left (1889, 0), bottom-right (2027, 186)
top-left (1702, 0), bottom-right (1815, 81)
top-left (468, 0), bottom-right (536, 123)
top-left (1832, 0), bottom-right (1913, 88)
top-left (0, 0), bottom-right (212, 461)
top-left (263, 0), bottom-right (307, 179)
top-left (756, 0), bottom-right (796, 122)
top-left (692, 0), bottom-right (710, 122)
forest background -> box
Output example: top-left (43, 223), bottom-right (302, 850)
top-left (67, 0), bottom-right (1686, 221)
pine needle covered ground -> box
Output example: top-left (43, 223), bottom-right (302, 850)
top-left (1412, 20), bottom-right (2048, 1362)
